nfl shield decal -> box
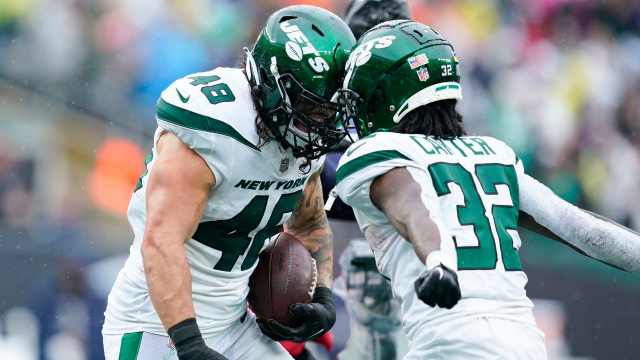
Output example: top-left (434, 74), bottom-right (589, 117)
top-left (417, 68), bottom-right (430, 81)
top-left (408, 53), bottom-right (429, 69)
top-left (280, 157), bottom-right (289, 172)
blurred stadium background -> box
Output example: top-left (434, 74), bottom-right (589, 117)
top-left (0, 0), bottom-right (639, 359)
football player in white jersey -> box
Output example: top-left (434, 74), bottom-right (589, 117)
top-left (333, 20), bottom-right (640, 359)
top-left (102, 6), bottom-right (356, 360)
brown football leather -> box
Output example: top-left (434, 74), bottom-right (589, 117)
top-left (248, 232), bottom-right (317, 327)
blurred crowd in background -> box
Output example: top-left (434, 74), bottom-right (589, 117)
top-left (0, 0), bottom-right (639, 359)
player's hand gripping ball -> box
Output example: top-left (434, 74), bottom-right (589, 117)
top-left (248, 232), bottom-right (336, 343)
top-left (414, 265), bottom-right (461, 309)
top-left (257, 287), bottom-right (336, 343)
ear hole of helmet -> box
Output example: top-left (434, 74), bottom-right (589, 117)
top-left (366, 93), bottom-right (378, 115)
top-left (367, 86), bottom-right (386, 115)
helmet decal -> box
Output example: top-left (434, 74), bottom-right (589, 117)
top-left (345, 35), bottom-right (396, 68)
top-left (285, 41), bottom-right (303, 61)
top-left (417, 68), bottom-right (430, 81)
top-left (309, 57), bottom-right (330, 73)
top-left (408, 54), bottom-right (429, 69)
top-left (280, 20), bottom-right (329, 72)
top-left (284, 41), bottom-right (302, 61)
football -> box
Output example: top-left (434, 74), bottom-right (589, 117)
top-left (248, 232), bottom-right (318, 327)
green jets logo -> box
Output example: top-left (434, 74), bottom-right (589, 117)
top-left (280, 21), bottom-right (329, 73)
top-left (346, 36), bottom-right (396, 69)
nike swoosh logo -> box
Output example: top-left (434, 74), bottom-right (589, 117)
top-left (347, 142), bottom-right (367, 156)
top-left (176, 89), bottom-right (190, 103)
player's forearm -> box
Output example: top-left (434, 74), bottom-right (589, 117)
top-left (372, 167), bottom-right (455, 266)
top-left (285, 169), bottom-right (334, 289)
top-left (141, 228), bottom-right (196, 330)
top-left (520, 174), bottom-right (640, 274)
top-left (285, 209), bottom-right (334, 289)
top-left (519, 210), bottom-right (629, 272)
top-left (309, 209), bottom-right (335, 288)
top-left (405, 214), bottom-right (443, 264)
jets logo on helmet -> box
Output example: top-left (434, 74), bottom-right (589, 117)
top-left (245, 6), bottom-right (356, 159)
top-left (281, 21), bottom-right (330, 73)
top-left (345, 35), bottom-right (396, 68)
top-left (342, 35), bottom-right (396, 91)
top-left (336, 20), bottom-right (462, 137)
top-left (285, 41), bottom-right (303, 61)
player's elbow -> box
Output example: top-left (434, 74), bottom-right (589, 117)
top-left (140, 235), bottom-right (159, 260)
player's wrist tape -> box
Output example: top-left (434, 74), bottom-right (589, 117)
top-left (168, 318), bottom-right (219, 360)
top-left (426, 251), bottom-right (457, 272)
top-left (310, 286), bottom-right (336, 335)
top-left (312, 286), bottom-right (335, 306)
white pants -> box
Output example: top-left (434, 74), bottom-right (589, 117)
top-left (103, 311), bottom-right (293, 360)
top-left (405, 316), bottom-right (548, 360)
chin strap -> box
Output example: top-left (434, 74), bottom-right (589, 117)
top-left (244, 47), bottom-right (260, 86)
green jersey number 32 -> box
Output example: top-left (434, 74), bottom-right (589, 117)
top-left (429, 163), bottom-right (522, 271)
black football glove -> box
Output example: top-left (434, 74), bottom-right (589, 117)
top-left (414, 265), bottom-right (461, 309)
top-left (257, 287), bottom-right (336, 343)
top-left (168, 318), bottom-right (229, 360)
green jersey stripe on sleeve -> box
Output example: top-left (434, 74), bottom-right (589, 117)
top-left (156, 98), bottom-right (260, 152)
top-left (118, 332), bottom-right (143, 360)
top-left (336, 150), bottom-right (410, 184)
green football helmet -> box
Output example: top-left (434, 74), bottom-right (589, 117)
top-left (244, 5), bottom-right (356, 159)
top-left (336, 20), bottom-right (462, 138)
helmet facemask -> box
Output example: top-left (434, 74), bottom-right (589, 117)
top-left (266, 69), bottom-right (354, 159)
top-left (332, 87), bottom-right (365, 139)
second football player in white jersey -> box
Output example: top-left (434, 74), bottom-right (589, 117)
top-left (333, 20), bottom-right (640, 359)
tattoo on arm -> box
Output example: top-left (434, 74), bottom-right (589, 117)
top-left (285, 168), bottom-right (334, 288)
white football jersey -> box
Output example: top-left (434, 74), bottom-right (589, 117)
top-left (104, 68), bottom-right (324, 337)
top-left (336, 132), bottom-right (535, 341)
